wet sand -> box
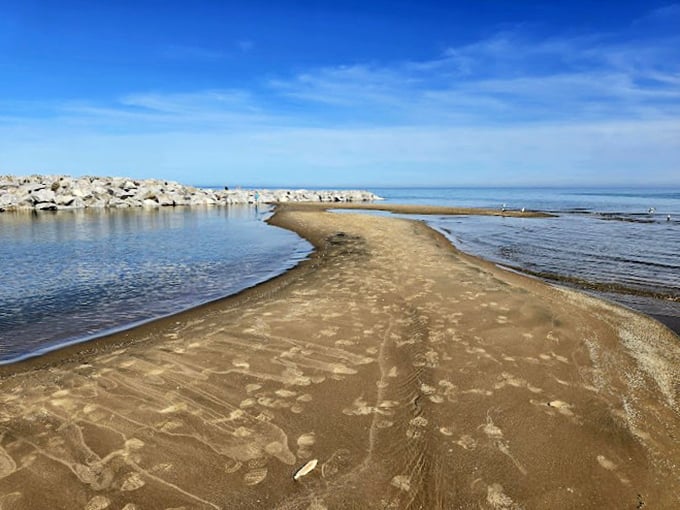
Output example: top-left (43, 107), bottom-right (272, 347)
top-left (1, 204), bottom-right (679, 509)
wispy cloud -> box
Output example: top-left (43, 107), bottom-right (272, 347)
top-left (1, 7), bottom-right (679, 185)
top-left (270, 27), bottom-right (680, 125)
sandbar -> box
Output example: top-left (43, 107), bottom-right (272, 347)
top-left (1, 204), bottom-right (679, 509)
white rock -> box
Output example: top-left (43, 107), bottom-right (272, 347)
top-left (30, 189), bottom-right (56, 204)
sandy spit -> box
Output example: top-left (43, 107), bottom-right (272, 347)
top-left (0, 203), bottom-right (678, 509)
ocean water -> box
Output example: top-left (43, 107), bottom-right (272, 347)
top-left (2, 187), bottom-right (678, 364)
top-left (369, 187), bottom-right (680, 329)
top-left (0, 206), bottom-right (312, 364)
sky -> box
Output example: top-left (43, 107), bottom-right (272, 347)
top-left (0, 1), bottom-right (679, 187)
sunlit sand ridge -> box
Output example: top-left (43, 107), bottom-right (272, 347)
top-left (1, 204), bottom-right (679, 509)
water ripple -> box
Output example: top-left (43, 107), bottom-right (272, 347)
top-left (0, 207), bottom-right (312, 363)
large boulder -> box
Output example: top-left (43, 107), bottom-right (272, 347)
top-left (56, 194), bottom-right (76, 206)
top-left (0, 193), bottom-right (18, 211)
top-left (0, 174), bottom-right (383, 211)
top-left (30, 189), bottom-right (56, 204)
top-left (35, 202), bottom-right (57, 211)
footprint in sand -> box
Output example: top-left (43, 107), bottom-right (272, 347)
top-left (482, 416), bottom-right (503, 440)
top-left (243, 467), bottom-right (268, 486)
top-left (120, 472), bottom-right (145, 491)
top-left (547, 400), bottom-right (574, 417)
top-left (85, 495), bottom-right (111, 510)
top-left (406, 417), bottom-right (429, 439)
top-left (321, 449), bottom-right (352, 479)
top-left (455, 435), bottom-right (477, 450)
top-left (297, 432), bottom-right (316, 448)
top-left (596, 455), bottom-right (617, 470)
top-left (439, 426), bottom-right (455, 436)
top-left (150, 463), bottom-right (173, 474)
top-left (342, 396), bottom-right (374, 416)
top-left (275, 389), bottom-right (298, 398)
top-left (420, 384), bottom-right (436, 395)
top-left (224, 458), bottom-right (243, 474)
top-left (439, 380), bottom-right (458, 402)
top-left (486, 483), bottom-right (521, 509)
top-left (391, 474), bottom-right (411, 492)
top-left (240, 398), bottom-right (256, 409)
top-left (245, 384), bottom-right (262, 394)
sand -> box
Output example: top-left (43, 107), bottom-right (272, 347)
top-left (1, 204), bottom-right (679, 509)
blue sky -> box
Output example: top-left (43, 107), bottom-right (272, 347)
top-left (1, 1), bottom-right (679, 187)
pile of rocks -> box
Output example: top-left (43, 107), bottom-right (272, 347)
top-left (0, 175), bottom-right (382, 212)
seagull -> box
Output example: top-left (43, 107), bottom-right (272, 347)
top-left (521, 207), bottom-right (525, 213)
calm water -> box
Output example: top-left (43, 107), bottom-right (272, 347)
top-left (2, 187), bottom-right (678, 364)
top-left (0, 206), bottom-right (312, 363)
top-left (369, 187), bottom-right (680, 328)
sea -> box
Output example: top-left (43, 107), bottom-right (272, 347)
top-left (0, 206), bottom-right (311, 364)
top-left (370, 187), bottom-right (680, 333)
top-left (1, 187), bottom-right (678, 364)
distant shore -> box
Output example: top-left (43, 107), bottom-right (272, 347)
top-left (0, 174), bottom-right (381, 212)
top-left (1, 203), bottom-right (678, 508)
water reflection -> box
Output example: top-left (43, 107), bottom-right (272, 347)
top-left (0, 207), bottom-right (312, 363)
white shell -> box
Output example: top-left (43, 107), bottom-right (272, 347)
top-left (293, 459), bottom-right (318, 480)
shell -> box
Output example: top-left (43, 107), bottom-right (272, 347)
top-left (293, 459), bottom-right (318, 481)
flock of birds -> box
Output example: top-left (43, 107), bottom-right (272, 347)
top-left (647, 207), bottom-right (672, 221)
top-left (502, 204), bottom-right (671, 221)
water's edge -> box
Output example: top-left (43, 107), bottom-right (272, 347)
top-left (2, 203), bottom-right (677, 368)
top-left (0, 207), bottom-right (313, 365)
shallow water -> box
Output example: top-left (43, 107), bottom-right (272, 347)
top-left (368, 187), bottom-right (680, 328)
top-left (0, 206), bottom-right (312, 363)
top-left (2, 186), bottom-right (678, 363)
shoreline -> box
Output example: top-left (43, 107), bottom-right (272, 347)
top-left (1, 204), bottom-right (679, 508)
top-left (2, 201), bottom-right (678, 370)
top-left (331, 203), bottom-right (680, 336)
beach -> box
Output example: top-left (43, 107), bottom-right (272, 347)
top-left (1, 204), bottom-right (679, 509)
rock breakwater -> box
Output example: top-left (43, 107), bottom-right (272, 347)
top-left (0, 175), bottom-right (381, 212)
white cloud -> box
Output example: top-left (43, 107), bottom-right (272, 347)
top-left (1, 18), bottom-right (678, 186)
top-left (266, 28), bottom-right (680, 126)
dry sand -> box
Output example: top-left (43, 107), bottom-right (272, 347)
top-left (1, 204), bottom-right (679, 509)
